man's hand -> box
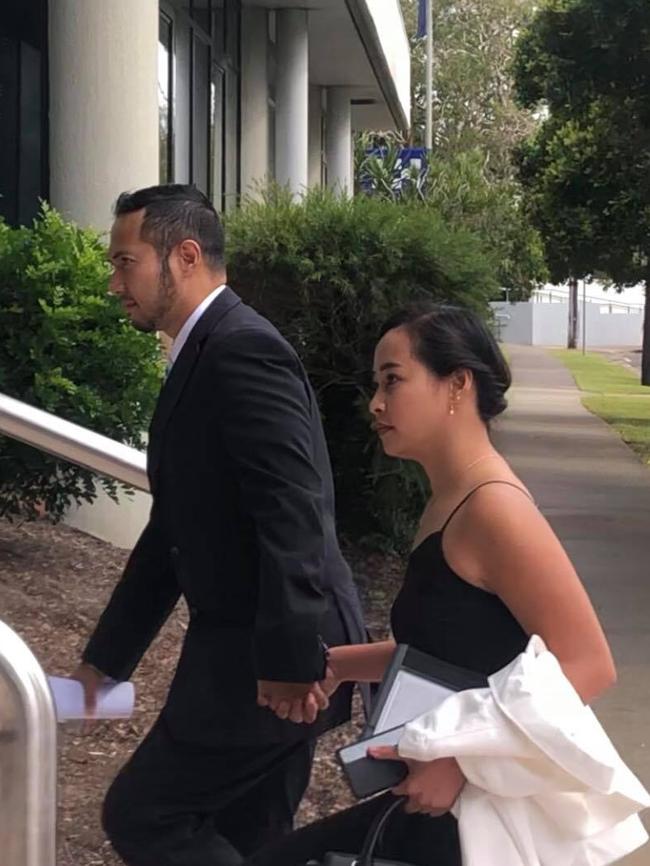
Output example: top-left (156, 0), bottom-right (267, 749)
top-left (257, 680), bottom-right (330, 725)
top-left (369, 747), bottom-right (465, 816)
top-left (71, 662), bottom-right (108, 729)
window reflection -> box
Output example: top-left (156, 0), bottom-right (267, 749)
top-left (158, 13), bottom-right (174, 184)
top-left (160, 0), bottom-right (240, 208)
top-left (192, 0), bottom-right (212, 35)
top-left (210, 64), bottom-right (224, 208)
top-left (193, 34), bottom-right (210, 193)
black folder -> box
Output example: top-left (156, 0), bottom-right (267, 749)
top-left (338, 645), bottom-right (487, 798)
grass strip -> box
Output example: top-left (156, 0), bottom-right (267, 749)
top-left (552, 350), bottom-right (650, 465)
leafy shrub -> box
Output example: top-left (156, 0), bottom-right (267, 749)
top-left (355, 133), bottom-right (547, 298)
top-left (226, 188), bottom-right (499, 551)
top-left (0, 205), bottom-right (162, 521)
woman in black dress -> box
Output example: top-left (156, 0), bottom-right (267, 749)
top-left (248, 304), bottom-right (616, 866)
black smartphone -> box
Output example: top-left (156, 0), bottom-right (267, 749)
top-left (337, 725), bottom-right (408, 799)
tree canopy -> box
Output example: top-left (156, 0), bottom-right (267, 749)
top-left (513, 0), bottom-right (650, 380)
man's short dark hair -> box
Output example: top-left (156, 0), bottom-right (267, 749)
top-left (114, 184), bottom-right (225, 272)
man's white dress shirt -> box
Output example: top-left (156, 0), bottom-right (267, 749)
top-left (168, 284), bottom-right (227, 370)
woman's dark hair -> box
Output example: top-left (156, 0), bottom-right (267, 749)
top-left (379, 303), bottom-right (511, 423)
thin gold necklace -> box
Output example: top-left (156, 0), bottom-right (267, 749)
top-left (424, 454), bottom-right (501, 513)
top-left (463, 453), bottom-right (500, 473)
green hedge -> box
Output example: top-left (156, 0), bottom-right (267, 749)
top-left (0, 206), bottom-right (162, 521)
top-left (226, 189), bottom-right (499, 551)
top-left (0, 195), bottom-right (500, 548)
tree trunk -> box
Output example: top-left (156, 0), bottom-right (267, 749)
top-left (567, 277), bottom-right (578, 349)
top-left (641, 277), bottom-right (650, 385)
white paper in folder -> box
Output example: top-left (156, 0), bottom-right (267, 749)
top-left (47, 676), bottom-right (135, 721)
top-left (374, 669), bottom-right (456, 733)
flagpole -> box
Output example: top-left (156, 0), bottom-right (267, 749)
top-left (425, 0), bottom-right (433, 151)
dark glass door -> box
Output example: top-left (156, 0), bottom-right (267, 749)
top-left (0, 0), bottom-right (47, 226)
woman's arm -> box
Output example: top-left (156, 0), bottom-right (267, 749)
top-left (327, 639), bottom-right (397, 684)
top-left (445, 484), bottom-right (616, 704)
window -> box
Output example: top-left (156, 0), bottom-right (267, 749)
top-left (210, 63), bottom-right (224, 206)
top-left (0, 0), bottom-right (47, 226)
top-left (219, 0), bottom-right (240, 208)
top-left (158, 13), bottom-right (174, 184)
top-left (164, 0), bottom-right (240, 210)
top-left (192, 33), bottom-right (211, 193)
top-left (223, 63), bottom-right (240, 209)
top-left (266, 16), bottom-right (277, 181)
top-left (213, 0), bottom-right (225, 56)
top-left (191, 0), bottom-right (212, 35)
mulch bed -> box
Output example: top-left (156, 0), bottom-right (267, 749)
top-left (0, 518), bottom-right (403, 866)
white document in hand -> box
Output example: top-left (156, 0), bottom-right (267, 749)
top-left (47, 676), bottom-right (135, 721)
top-left (375, 670), bottom-right (455, 732)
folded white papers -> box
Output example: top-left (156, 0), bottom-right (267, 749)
top-left (47, 676), bottom-right (135, 721)
top-left (375, 669), bottom-right (457, 732)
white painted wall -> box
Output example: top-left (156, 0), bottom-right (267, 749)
top-left (49, 0), bottom-right (159, 232)
top-left (308, 86), bottom-right (324, 189)
top-left (582, 306), bottom-right (644, 347)
top-left (492, 302), bottom-right (644, 348)
top-left (241, 7), bottom-right (270, 197)
top-left (363, 0), bottom-right (411, 127)
top-left (275, 9), bottom-right (309, 195)
top-left (493, 302), bottom-right (533, 344)
top-left (533, 305), bottom-right (569, 346)
top-left (326, 87), bottom-right (353, 195)
top-left (49, 0), bottom-right (158, 548)
top-left (66, 487), bottom-right (151, 550)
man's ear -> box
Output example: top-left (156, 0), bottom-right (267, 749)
top-left (176, 239), bottom-right (202, 273)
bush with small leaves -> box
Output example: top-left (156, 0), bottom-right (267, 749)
top-left (226, 188), bottom-right (499, 551)
top-left (0, 205), bottom-right (163, 521)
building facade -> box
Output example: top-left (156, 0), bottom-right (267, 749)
top-left (1, 0), bottom-right (410, 548)
top-left (1, 0), bottom-right (410, 232)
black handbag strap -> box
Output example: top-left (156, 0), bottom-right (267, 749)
top-left (358, 796), bottom-right (407, 866)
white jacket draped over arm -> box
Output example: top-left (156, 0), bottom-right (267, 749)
top-left (398, 636), bottom-right (650, 866)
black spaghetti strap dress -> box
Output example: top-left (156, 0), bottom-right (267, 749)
top-left (245, 482), bottom-right (530, 866)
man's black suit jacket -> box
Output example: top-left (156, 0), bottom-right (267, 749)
top-left (82, 288), bottom-right (367, 746)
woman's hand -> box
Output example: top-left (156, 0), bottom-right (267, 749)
top-left (257, 681), bottom-right (329, 724)
top-left (319, 663), bottom-right (342, 699)
top-left (369, 747), bottom-right (465, 816)
top-left (258, 663), bottom-right (341, 725)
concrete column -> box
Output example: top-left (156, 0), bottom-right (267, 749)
top-left (326, 87), bottom-right (353, 195)
top-left (308, 86), bottom-right (324, 189)
top-left (241, 8), bottom-right (270, 198)
top-left (275, 9), bottom-right (309, 196)
top-left (49, 0), bottom-right (159, 231)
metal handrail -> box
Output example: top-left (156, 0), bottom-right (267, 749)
top-left (0, 392), bottom-right (149, 492)
top-left (0, 394), bottom-right (150, 866)
top-left (0, 620), bottom-right (57, 866)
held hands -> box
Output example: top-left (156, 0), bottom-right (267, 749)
top-left (257, 680), bottom-right (330, 724)
top-left (257, 663), bottom-right (342, 725)
top-left (319, 663), bottom-right (342, 699)
top-left (368, 747), bottom-right (466, 816)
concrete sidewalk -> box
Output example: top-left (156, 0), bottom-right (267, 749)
top-left (494, 345), bottom-right (650, 863)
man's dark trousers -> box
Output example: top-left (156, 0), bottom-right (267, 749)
top-left (102, 718), bottom-right (315, 866)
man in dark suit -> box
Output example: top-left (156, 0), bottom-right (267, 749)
top-left (73, 184), bottom-right (367, 866)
